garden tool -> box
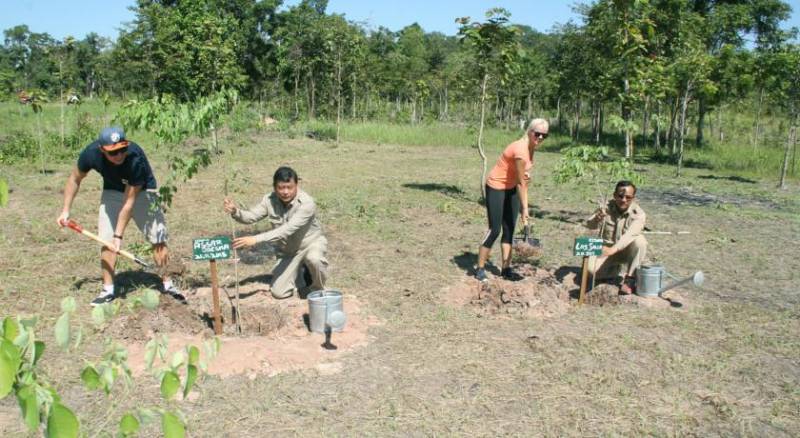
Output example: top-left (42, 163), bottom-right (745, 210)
top-left (512, 223), bottom-right (542, 257)
top-left (65, 219), bottom-right (152, 268)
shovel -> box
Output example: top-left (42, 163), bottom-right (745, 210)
top-left (512, 223), bottom-right (542, 258)
top-left (65, 219), bottom-right (152, 268)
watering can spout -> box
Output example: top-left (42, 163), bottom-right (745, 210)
top-left (656, 271), bottom-right (704, 296)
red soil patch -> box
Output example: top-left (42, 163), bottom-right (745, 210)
top-left (110, 282), bottom-right (378, 378)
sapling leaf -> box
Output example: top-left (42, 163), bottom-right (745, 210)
top-left (160, 371), bottom-right (180, 400)
top-left (119, 413), bottom-right (140, 436)
top-left (170, 350), bottom-right (185, 369)
top-left (60, 297), bottom-right (76, 314)
top-left (91, 306), bottom-right (106, 326)
top-left (161, 411), bottom-right (185, 438)
top-left (33, 341), bottom-right (45, 365)
top-left (54, 314), bottom-right (71, 351)
top-left (46, 402), bottom-right (79, 438)
top-left (80, 366), bottom-right (102, 391)
top-left (2, 317), bottom-right (19, 342)
top-left (187, 345), bottom-right (199, 366)
top-left (183, 364), bottom-right (198, 399)
top-left (16, 384), bottom-right (39, 431)
top-left (141, 289), bottom-right (160, 310)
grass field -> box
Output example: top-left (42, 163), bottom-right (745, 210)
top-left (1, 102), bottom-right (800, 436)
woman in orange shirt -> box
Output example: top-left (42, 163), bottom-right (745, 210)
top-left (475, 118), bottom-right (549, 281)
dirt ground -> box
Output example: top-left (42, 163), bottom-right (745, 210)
top-left (1, 131), bottom-right (799, 436)
top-left (115, 282), bottom-right (377, 378)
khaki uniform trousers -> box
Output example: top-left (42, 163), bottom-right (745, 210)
top-left (587, 235), bottom-right (647, 281)
top-left (270, 238), bottom-right (328, 299)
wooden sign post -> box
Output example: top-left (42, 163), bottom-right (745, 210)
top-left (193, 236), bottom-right (232, 335)
top-left (573, 237), bottom-right (604, 304)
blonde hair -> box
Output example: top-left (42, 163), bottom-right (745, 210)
top-left (527, 118), bottom-right (549, 133)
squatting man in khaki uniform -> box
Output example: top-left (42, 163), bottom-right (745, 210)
top-left (223, 166), bottom-right (328, 299)
top-left (585, 180), bottom-right (648, 294)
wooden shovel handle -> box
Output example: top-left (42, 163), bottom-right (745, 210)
top-left (66, 220), bottom-right (149, 267)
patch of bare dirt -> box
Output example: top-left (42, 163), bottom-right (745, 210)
top-left (104, 282), bottom-right (378, 378)
top-left (445, 265), bottom-right (689, 316)
top-left (446, 265), bottom-right (571, 318)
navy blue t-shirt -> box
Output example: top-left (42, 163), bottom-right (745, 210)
top-left (77, 141), bottom-right (157, 192)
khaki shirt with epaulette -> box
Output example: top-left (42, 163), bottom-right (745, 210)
top-left (231, 189), bottom-right (325, 255)
top-left (586, 200), bottom-right (646, 253)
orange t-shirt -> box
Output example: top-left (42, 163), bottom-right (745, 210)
top-left (485, 140), bottom-right (532, 190)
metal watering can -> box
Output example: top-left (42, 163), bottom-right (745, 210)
top-left (636, 265), bottom-right (704, 297)
top-left (307, 289), bottom-right (347, 333)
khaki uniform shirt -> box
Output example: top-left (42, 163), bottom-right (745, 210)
top-left (232, 189), bottom-right (325, 255)
top-left (586, 200), bottom-right (646, 253)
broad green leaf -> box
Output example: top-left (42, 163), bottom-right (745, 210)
top-left (141, 289), bottom-right (160, 310)
top-left (60, 297), bottom-right (76, 313)
top-left (101, 366), bottom-right (116, 393)
top-left (2, 317), bottom-right (19, 342)
top-left (91, 306), bottom-right (107, 326)
top-left (0, 340), bottom-right (21, 398)
top-left (16, 385), bottom-right (39, 430)
top-left (80, 366), bottom-right (102, 391)
top-left (183, 364), bottom-right (198, 399)
top-left (186, 346), bottom-right (199, 366)
top-left (54, 314), bottom-right (70, 351)
top-left (170, 350), bottom-right (185, 369)
top-left (0, 178), bottom-right (8, 207)
top-left (160, 371), bottom-right (180, 400)
top-left (119, 413), bottom-right (140, 436)
top-left (161, 411), bottom-right (185, 438)
top-left (33, 341), bottom-right (45, 365)
top-left (46, 402), bottom-right (79, 438)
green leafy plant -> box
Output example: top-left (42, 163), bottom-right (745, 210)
top-left (0, 178), bottom-right (8, 207)
top-left (0, 316), bottom-right (79, 437)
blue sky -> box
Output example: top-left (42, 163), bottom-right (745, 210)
top-left (1, 0), bottom-right (799, 41)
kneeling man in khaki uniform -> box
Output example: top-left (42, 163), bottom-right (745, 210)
top-left (223, 166), bottom-right (328, 299)
top-left (585, 180), bottom-right (647, 294)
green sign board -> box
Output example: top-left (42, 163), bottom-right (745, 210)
top-left (573, 237), bottom-right (604, 257)
top-left (193, 236), bottom-right (232, 261)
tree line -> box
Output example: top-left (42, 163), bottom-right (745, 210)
top-left (1, 0), bottom-right (798, 165)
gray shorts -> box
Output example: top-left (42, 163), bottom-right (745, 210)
top-left (98, 189), bottom-right (168, 244)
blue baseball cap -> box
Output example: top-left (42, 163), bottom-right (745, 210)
top-left (98, 126), bottom-right (129, 151)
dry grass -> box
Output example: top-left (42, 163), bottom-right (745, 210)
top-left (1, 125), bottom-right (799, 436)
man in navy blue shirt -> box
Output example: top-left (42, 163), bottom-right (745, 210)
top-left (57, 126), bottom-right (185, 306)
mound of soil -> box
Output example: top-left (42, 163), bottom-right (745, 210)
top-left (445, 264), bottom-right (688, 316)
top-left (447, 265), bottom-right (570, 318)
top-left (103, 281), bottom-right (377, 378)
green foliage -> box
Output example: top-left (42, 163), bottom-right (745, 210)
top-left (0, 178), bottom-right (8, 207)
top-left (553, 145), bottom-right (643, 187)
top-left (46, 403), bottom-right (79, 438)
top-left (162, 411), bottom-right (186, 438)
top-left (0, 316), bottom-right (79, 436)
top-left (119, 413), bottom-right (140, 437)
top-left (160, 371), bottom-right (181, 400)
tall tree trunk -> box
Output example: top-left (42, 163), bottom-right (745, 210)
top-left (717, 105), bottom-right (724, 142)
top-left (669, 97), bottom-right (679, 155)
top-left (309, 73), bottom-right (316, 120)
top-left (336, 53), bottom-right (342, 144)
top-left (573, 99), bottom-right (581, 141)
top-left (753, 87), bottom-right (765, 150)
top-left (557, 96), bottom-right (562, 133)
top-left (623, 76), bottom-right (632, 159)
top-left (526, 92), bottom-right (532, 121)
top-left (351, 73), bottom-right (357, 119)
top-left (676, 82), bottom-right (692, 176)
top-left (642, 97), bottom-right (650, 150)
top-left (654, 101), bottom-right (661, 153)
top-left (477, 73), bottom-right (489, 201)
top-left (695, 96), bottom-right (706, 147)
top-left (293, 72), bottom-right (300, 119)
top-left (779, 126), bottom-right (795, 189)
top-left (443, 81), bottom-right (449, 120)
top-left (59, 60), bottom-right (65, 150)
